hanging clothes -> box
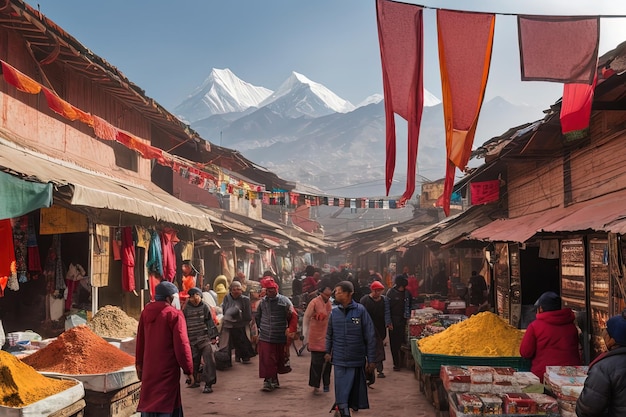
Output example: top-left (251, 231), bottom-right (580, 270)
top-left (0, 219), bottom-right (16, 297)
top-left (91, 224), bottom-right (111, 287)
top-left (134, 226), bottom-right (150, 290)
top-left (13, 215), bottom-right (28, 283)
top-left (121, 226), bottom-right (136, 292)
top-left (160, 227), bottom-right (178, 283)
top-left (64, 263), bottom-right (85, 311)
top-left (26, 214), bottom-right (41, 277)
top-left (146, 230), bottom-right (163, 277)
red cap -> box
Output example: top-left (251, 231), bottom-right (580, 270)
top-left (370, 280), bottom-right (385, 290)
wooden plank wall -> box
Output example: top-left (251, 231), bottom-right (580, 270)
top-left (507, 159), bottom-right (564, 218)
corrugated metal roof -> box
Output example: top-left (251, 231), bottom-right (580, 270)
top-left (471, 189), bottom-right (626, 242)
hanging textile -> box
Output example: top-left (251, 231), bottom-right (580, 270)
top-left (92, 224), bottom-right (111, 287)
top-left (93, 115), bottom-right (118, 141)
top-left (376, 0), bottom-right (424, 204)
top-left (26, 214), bottom-right (41, 276)
top-left (160, 227), bottom-right (178, 283)
top-left (561, 72), bottom-right (597, 141)
top-left (437, 9), bottom-right (495, 216)
top-left (0, 171), bottom-right (52, 220)
top-left (12, 215), bottom-right (28, 283)
top-left (0, 61), bottom-right (42, 94)
top-left (0, 219), bottom-right (15, 297)
top-left (121, 226), bottom-right (136, 292)
top-left (470, 179), bottom-right (500, 205)
top-left (518, 16), bottom-right (599, 84)
top-left (146, 229), bottom-right (163, 277)
top-left (42, 87), bottom-right (93, 125)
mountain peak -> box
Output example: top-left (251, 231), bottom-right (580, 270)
top-left (174, 68), bottom-right (273, 123)
top-left (259, 72), bottom-right (355, 118)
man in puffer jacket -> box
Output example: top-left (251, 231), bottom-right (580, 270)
top-left (325, 281), bottom-right (377, 417)
top-left (519, 291), bottom-right (581, 381)
top-left (577, 311), bottom-right (626, 417)
top-left (255, 276), bottom-right (297, 392)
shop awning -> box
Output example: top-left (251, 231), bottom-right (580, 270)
top-left (0, 139), bottom-right (213, 232)
top-left (470, 189), bottom-right (626, 242)
top-left (0, 170), bottom-right (52, 219)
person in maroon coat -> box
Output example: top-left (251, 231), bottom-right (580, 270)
top-left (519, 291), bottom-right (581, 381)
top-left (136, 281), bottom-right (194, 417)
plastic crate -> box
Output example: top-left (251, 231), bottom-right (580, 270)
top-left (413, 342), bottom-right (531, 375)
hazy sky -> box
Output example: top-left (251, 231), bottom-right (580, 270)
top-left (25, 1), bottom-right (626, 114)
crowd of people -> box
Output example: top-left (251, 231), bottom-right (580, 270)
top-left (134, 265), bottom-right (415, 417)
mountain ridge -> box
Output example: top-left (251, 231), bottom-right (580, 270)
top-left (175, 69), bottom-right (545, 198)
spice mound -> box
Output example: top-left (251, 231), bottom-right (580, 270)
top-left (418, 311), bottom-right (524, 357)
top-left (22, 325), bottom-right (135, 374)
top-left (88, 305), bottom-right (138, 339)
top-left (0, 351), bottom-right (75, 407)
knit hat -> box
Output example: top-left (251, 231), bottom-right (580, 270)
top-left (187, 287), bottom-right (202, 297)
top-left (534, 291), bottom-right (561, 312)
top-left (370, 280), bottom-right (385, 290)
top-left (607, 312), bottom-right (626, 346)
top-left (155, 281), bottom-right (178, 301)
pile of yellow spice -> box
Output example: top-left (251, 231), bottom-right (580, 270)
top-left (418, 311), bottom-right (524, 357)
top-left (0, 351), bottom-right (75, 407)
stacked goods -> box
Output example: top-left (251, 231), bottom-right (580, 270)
top-left (22, 325), bottom-right (135, 374)
top-left (441, 366), bottom-right (543, 394)
top-left (456, 393), bottom-right (483, 414)
top-left (418, 312), bottom-right (523, 357)
top-left (514, 372), bottom-right (543, 393)
top-left (87, 305), bottom-right (138, 339)
top-left (477, 394), bottom-right (502, 414)
top-left (0, 350), bottom-right (75, 406)
top-left (440, 366), bottom-right (471, 392)
top-left (526, 393), bottom-right (560, 414)
top-left (502, 393), bottom-right (537, 414)
top-left (469, 366), bottom-right (493, 393)
top-left (543, 366), bottom-right (588, 417)
top-left (448, 390), bottom-right (558, 416)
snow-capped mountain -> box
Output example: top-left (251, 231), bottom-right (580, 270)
top-left (174, 68), bottom-right (272, 123)
top-left (175, 69), bottom-right (545, 197)
top-left (259, 71), bottom-right (355, 118)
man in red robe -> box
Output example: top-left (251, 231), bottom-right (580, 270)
top-left (136, 281), bottom-right (194, 416)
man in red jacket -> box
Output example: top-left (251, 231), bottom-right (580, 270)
top-left (519, 291), bottom-right (581, 381)
top-left (136, 281), bottom-right (194, 416)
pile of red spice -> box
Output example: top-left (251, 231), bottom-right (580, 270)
top-left (22, 325), bottom-right (135, 374)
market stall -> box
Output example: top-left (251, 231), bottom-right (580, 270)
top-left (20, 324), bottom-right (139, 417)
top-left (411, 312), bottom-right (530, 415)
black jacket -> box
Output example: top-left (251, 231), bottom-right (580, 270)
top-left (576, 346), bottom-right (626, 417)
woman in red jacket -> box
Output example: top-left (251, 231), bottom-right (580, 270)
top-left (519, 291), bottom-right (581, 381)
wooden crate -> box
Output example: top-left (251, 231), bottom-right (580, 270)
top-left (84, 382), bottom-right (141, 417)
top-left (49, 399), bottom-right (86, 417)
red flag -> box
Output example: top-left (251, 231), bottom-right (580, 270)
top-left (437, 10), bottom-right (495, 216)
top-left (376, 0), bottom-right (424, 203)
top-left (518, 16), bottom-right (599, 84)
top-left (470, 180), bottom-right (500, 205)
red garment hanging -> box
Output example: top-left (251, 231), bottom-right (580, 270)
top-left (376, 0), bottom-right (424, 204)
top-left (437, 10), bottom-right (495, 216)
top-left (561, 72), bottom-right (597, 140)
top-left (121, 226), bottom-right (136, 292)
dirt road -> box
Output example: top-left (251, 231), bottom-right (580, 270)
top-left (178, 343), bottom-right (438, 417)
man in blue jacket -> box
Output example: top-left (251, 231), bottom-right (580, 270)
top-left (325, 280), bottom-right (377, 417)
